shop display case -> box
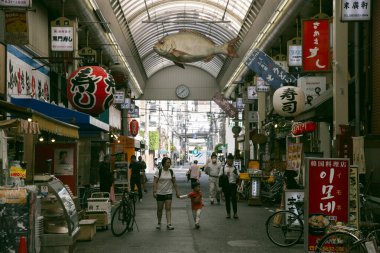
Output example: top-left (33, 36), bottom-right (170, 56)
top-left (35, 176), bottom-right (79, 253)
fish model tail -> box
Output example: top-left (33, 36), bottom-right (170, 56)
top-left (217, 37), bottom-right (239, 58)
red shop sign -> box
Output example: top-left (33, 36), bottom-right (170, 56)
top-left (306, 158), bottom-right (349, 252)
top-left (129, 119), bottom-right (139, 137)
top-left (302, 18), bottom-right (330, 72)
top-left (291, 121), bottom-right (317, 135)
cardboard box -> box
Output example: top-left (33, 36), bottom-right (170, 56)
top-left (77, 219), bottom-right (96, 241)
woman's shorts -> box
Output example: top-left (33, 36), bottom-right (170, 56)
top-left (156, 194), bottom-right (173, 201)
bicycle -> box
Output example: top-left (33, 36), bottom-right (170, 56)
top-left (111, 188), bottom-right (138, 237)
top-left (315, 224), bottom-right (379, 253)
top-left (265, 200), bottom-right (304, 247)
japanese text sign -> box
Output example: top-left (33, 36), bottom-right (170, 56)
top-left (305, 158), bottom-right (349, 253)
top-left (245, 48), bottom-right (297, 90)
top-left (302, 19), bottom-right (330, 72)
top-left (341, 0), bottom-right (371, 21)
top-left (213, 92), bottom-right (238, 118)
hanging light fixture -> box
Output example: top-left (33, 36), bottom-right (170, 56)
top-left (39, 136), bottom-right (44, 142)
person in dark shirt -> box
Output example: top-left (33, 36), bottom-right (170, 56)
top-left (138, 156), bottom-right (148, 192)
top-left (129, 155), bottom-right (143, 201)
top-left (99, 155), bottom-right (113, 193)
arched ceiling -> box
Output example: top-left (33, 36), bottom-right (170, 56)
top-left (112, 0), bottom-right (258, 78)
top-left (111, 0), bottom-right (258, 79)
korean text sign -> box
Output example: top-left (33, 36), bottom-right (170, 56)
top-left (302, 19), bottom-right (330, 72)
top-left (306, 158), bottom-right (349, 253)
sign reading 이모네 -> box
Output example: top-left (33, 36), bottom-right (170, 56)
top-left (305, 158), bottom-right (349, 253)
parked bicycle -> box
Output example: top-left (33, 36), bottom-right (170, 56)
top-left (111, 188), bottom-right (138, 237)
top-left (266, 200), bottom-right (304, 247)
top-left (315, 224), bottom-right (379, 253)
top-left (315, 183), bottom-right (380, 253)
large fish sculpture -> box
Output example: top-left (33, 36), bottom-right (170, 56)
top-left (153, 30), bottom-right (239, 68)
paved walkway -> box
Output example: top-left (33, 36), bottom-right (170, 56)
top-left (74, 166), bottom-right (305, 253)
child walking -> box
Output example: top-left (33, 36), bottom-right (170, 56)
top-left (179, 182), bottom-right (203, 229)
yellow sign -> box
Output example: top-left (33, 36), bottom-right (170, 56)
top-left (10, 166), bottom-right (27, 178)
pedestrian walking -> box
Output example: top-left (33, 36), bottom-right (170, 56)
top-left (205, 152), bottom-right (222, 205)
top-left (187, 160), bottom-right (201, 187)
top-left (153, 157), bottom-right (180, 230)
top-left (138, 156), bottom-right (148, 192)
top-left (179, 181), bottom-right (203, 229)
top-left (98, 154), bottom-right (114, 194)
top-left (129, 155), bottom-right (143, 202)
top-left (219, 153), bottom-right (240, 219)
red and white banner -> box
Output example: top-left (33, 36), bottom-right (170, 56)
top-left (302, 19), bottom-right (330, 72)
top-left (306, 158), bottom-right (349, 252)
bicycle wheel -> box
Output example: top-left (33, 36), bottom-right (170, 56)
top-left (315, 231), bottom-right (366, 253)
top-left (367, 228), bottom-right (380, 249)
top-left (266, 211), bottom-right (303, 247)
top-left (111, 202), bottom-right (132, 236)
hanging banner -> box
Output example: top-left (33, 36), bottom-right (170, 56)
top-left (245, 48), bottom-right (297, 90)
top-left (302, 18), bottom-right (330, 72)
top-left (212, 92), bottom-right (238, 118)
top-left (341, 0), bottom-right (371, 21)
top-left (305, 158), bottom-right (349, 253)
top-left (4, 11), bottom-right (28, 45)
top-left (51, 17), bottom-right (74, 52)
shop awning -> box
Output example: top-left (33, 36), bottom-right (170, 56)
top-left (294, 89), bottom-right (333, 122)
top-left (0, 100), bottom-right (79, 138)
top-left (11, 98), bottom-right (109, 133)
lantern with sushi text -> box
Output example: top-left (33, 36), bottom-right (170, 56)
top-left (273, 86), bottom-right (305, 117)
top-left (129, 119), bottom-right (139, 137)
top-left (67, 66), bottom-right (115, 116)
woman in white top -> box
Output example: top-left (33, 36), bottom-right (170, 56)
top-left (153, 157), bottom-right (180, 230)
top-left (219, 153), bottom-right (240, 219)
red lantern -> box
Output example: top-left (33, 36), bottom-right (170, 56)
top-left (66, 66), bottom-right (115, 116)
top-left (130, 119), bottom-right (139, 137)
top-left (291, 121), bottom-right (317, 135)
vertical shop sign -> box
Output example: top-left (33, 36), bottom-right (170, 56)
top-left (341, 0), bottom-right (371, 21)
top-left (0, 43), bottom-right (5, 96)
top-left (288, 45), bottom-right (302, 67)
top-left (302, 19), bottom-right (330, 72)
top-left (247, 86), bottom-right (257, 100)
top-left (213, 92), bottom-right (238, 118)
top-left (4, 11), bottom-right (28, 45)
top-left (245, 48), bottom-right (297, 90)
top-left (305, 158), bottom-right (349, 253)
top-left (7, 45), bottom-right (50, 101)
top-left (51, 17), bottom-right (74, 51)
top-left (256, 77), bottom-right (270, 92)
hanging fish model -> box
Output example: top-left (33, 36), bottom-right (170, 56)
top-left (153, 30), bottom-right (239, 68)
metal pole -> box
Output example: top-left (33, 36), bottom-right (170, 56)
top-left (354, 22), bottom-right (360, 136)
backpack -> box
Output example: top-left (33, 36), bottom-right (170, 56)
top-left (158, 169), bottom-right (174, 182)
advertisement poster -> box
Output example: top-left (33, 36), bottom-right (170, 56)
top-left (305, 158), bottom-right (349, 252)
top-left (4, 11), bottom-right (28, 45)
top-left (287, 143), bottom-right (303, 171)
top-left (54, 148), bottom-right (74, 175)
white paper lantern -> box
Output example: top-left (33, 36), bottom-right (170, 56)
top-left (273, 86), bottom-right (305, 117)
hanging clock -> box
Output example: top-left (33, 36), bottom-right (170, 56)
top-left (175, 84), bottom-right (190, 99)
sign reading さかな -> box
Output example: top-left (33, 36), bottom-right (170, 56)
top-left (305, 158), bottom-right (349, 253)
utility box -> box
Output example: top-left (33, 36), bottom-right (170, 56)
top-left (86, 193), bottom-right (111, 229)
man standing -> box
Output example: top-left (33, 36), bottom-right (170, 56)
top-left (205, 152), bottom-right (222, 205)
top-left (129, 155), bottom-right (143, 201)
top-left (138, 156), bottom-right (147, 192)
top-left (99, 155), bottom-right (113, 193)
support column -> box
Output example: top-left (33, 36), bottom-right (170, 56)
top-left (332, 2), bottom-right (349, 139)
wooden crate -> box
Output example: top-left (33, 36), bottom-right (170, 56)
top-left (77, 219), bottom-right (97, 241)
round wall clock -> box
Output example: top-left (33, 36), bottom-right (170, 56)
top-left (175, 84), bottom-right (190, 99)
